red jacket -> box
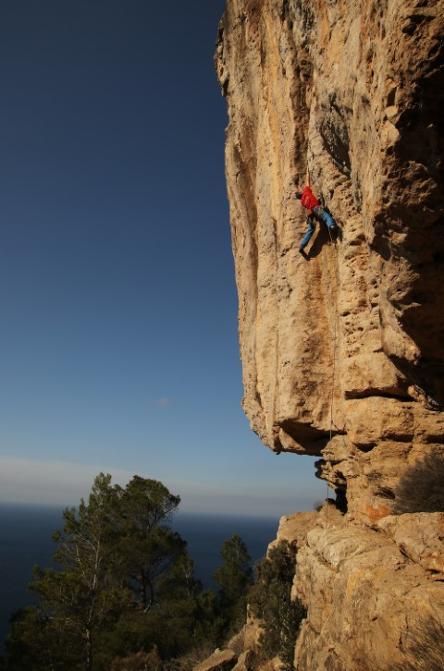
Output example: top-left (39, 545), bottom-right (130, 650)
top-left (300, 186), bottom-right (320, 210)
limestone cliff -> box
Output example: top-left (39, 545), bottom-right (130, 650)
top-left (211, 0), bottom-right (444, 669)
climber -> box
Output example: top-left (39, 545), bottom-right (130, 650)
top-left (295, 185), bottom-right (337, 254)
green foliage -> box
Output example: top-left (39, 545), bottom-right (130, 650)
top-left (192, 589), bottom-right (224, 647)
top-left (110, 647), bottom-right (163, 671)
top-left (114, 476), bottom-right (184, 609)
top-left (2, 605), bottom-right (81, 671)
top-left (4, 474), bottom-right (130, 671)
top-left (1, 474), bottom-right (254, 671)
top-left (249, 541), bottom-right (306, 671)
top-left (394, 452), bottom-right (444, 514)
top-left (2, 474), bottom-right (197, 671)
top-left (214, 534), bottom-right (252, 603)
top-left (213, 534), bottom-right (253, 636)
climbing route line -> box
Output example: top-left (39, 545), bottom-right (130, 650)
top-left (304, 153), bottom-right (340, 506)
top-left (327, 224), bottom-right (339, 441)
top-left (325, 223), bottom-right (340, 504)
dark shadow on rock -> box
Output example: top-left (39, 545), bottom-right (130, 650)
top-left (394, 451), bottom-right (444, 514)
top-left (307, 221), bottom-right (341, 258)
top-left (319, 95), bottom-right (352, 178)
top-left (371, 42), bottom-right (444, 405)
top-left (387, 617), bottom-right (444, 671)
top-left (307, 226), bottom-right (328, 258)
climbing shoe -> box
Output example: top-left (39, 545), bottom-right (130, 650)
top-left (328, 224), bottom-right (338, 240)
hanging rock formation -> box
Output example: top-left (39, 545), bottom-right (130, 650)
top-left (210, 0), bottom-right (444, 669)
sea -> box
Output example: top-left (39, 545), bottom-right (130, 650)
top-left (0, 503), bottom-right (279, 646)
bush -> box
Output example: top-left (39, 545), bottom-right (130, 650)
top-left (248, 541), bottom-right (306, 671)
top-left (394, 452), bottom-right (444, 514)
top-left (213, 534), bottom-right (253, 638)
top-left (387, 617), bottom-right (444, 671)
top-left (110, 648), bottom-right (163, 671)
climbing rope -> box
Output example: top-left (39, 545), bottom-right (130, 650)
top-left (325, 222), bottom-right (340, 506)
top-left (327, 224), bottom-right (339, 443)
top-left (305, 155), bottom-right (339, 507)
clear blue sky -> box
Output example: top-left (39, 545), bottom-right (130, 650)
top-left (0, 1), bottom-right (324, 516)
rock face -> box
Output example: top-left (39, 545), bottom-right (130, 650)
top-left (215, 0), bottom-right (444, 669)
top-left (294, 509), bottom-right (444, 670)
top-left (194, 649), bottom-right (237, 671)
top-left (216, 0), bottom-right (444, 522)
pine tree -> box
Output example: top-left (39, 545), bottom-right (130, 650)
top-left (33, 473), bottom-right (130, 670)
top-left (213, 534), bottom-right (252, 634)
top-left (249, 541), bottom-right (306, 671)
top-left (2, 474), bottom-right (197, 670)
top-left (114, 476), bottom-right (186, 609)
top-left (3, 475), bottom-right (255, 670)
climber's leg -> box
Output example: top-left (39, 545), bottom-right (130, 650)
top-left (299, 218), bottom-right (315, 251)
top-left (317, 207), bottom-right (336, 231)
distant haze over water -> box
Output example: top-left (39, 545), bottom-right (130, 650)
top-left (0, 503), bottom-right (279, 645)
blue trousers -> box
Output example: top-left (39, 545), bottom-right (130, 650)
top-left (300, 207), bottom-right (336, 250)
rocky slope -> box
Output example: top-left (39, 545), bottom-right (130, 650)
top-left (210, 0), bottom-right (444, 669)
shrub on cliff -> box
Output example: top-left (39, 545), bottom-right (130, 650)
top-left (110, 647), bottom-right (163, 671)
top-left (212, 534), bottom-right (253, 639)
top-left (248, 541), bottom-right (306, 671)
top-left (394, 452), bottom-right (444, 514)
top-left (387, 617), bottom-right (444, 671)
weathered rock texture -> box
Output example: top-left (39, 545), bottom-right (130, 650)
top-left (195, 510), bottom-right (444, 671)
top-left (215, 0), bottom-right (444, 669)
top-left (294, 509), bottom-right (444, 670)
top-left (216, 0), bottom-right (444, 522)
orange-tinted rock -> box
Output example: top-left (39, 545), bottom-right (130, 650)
top-left (216, 0), bottom-right (444, 520)
top-left (216, 0), bottom-right (444, 668)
